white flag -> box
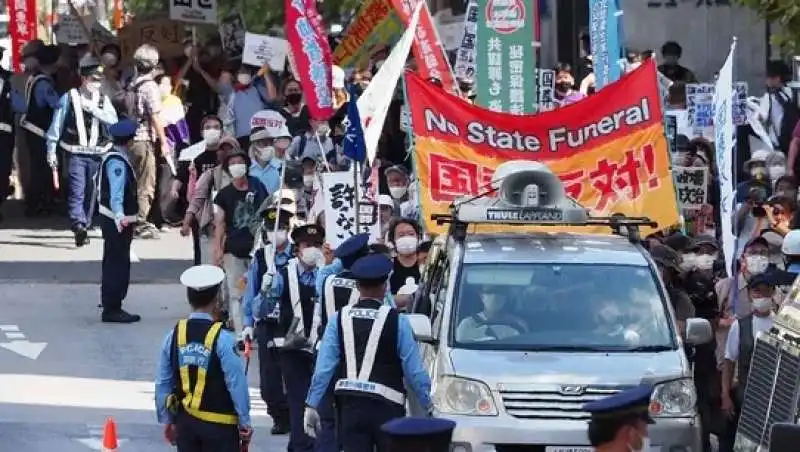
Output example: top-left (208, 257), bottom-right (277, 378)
top-left (713, 37), bottom-right (737, 277)
top-left (357, 2), bottom-right (424, 164)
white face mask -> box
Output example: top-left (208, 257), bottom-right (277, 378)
top-left (752, 297), bottom-right (773, 313)
top-left (389, 186), bottom-right (407, 200)
top-left (101, 53), bottom-right (118, 67)
top-left (266, 230), bottom-right (288, 246)
top-left (745, 255), bottom-right (769, 275)
top-left (300, 247), bottom-right (322, 266)
top-left (303, 175), bottom-right (315, 188)
top-left (695, 254), bottom-right (715, 271)
top-left (228, 163), bottom-right (247, 179)
top-left (394, 236), bottom-right (418, 255)
top-left (237, 73), bottom-right (252, 85)
top-left (680, 253), bottom-right (697, 272)
top-left (202, 129), bottom-right (221, 144)
top-left (86, 81), bottom-right (102, 92)
top-left (769, 165), bottom-right (786, 181)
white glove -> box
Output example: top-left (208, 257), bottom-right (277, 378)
top-left (241, 326), bottom-right (254, 342)
top-left (113, 213), bottom-right (125, 233)
top-left (261, 272), bottom-right (273, 293)
top-left (303, 406), bottom-right (321, 438)
top-left (46, 151), bottom-right (58, 169)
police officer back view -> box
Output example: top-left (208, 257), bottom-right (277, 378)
top-left (304, 253), bottom-right (434, 452)
top-left (0, 45), bottom-right (26, 223)
top-left (155, 265), bottom-right (253, 451)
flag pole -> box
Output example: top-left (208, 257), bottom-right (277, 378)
top-left (354, 161), bottom-right (361, 232)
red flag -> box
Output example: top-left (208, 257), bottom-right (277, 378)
top-left (9, 0), bottom-right (37, 72)
top-left (285, 0), bottom-right (334, 120)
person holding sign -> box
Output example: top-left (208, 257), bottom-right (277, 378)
top-left (46, 54), bottom-right (118, 248)
top-left (221, 63), bottom-right (278, 151)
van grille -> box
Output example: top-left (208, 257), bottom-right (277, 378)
top-left (499, 385), bottom-right (625, 420)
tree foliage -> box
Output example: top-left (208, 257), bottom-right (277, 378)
top-left (735, 0), bottom-right (800, 54)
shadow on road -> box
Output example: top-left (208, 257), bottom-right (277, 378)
top-left (0, 259), bottom-right (191, 284)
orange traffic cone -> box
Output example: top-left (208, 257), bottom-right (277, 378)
top-left (102, 417), bottom-right (119, 451)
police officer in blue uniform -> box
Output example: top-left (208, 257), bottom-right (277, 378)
top-left (46, 54), bottom-right (118, 247)
top-left (381, 417), bottom-right (456, 452)
top-left (21, 44), bottom-right (61, 216)
top-left (155, 265), bottom-right (253, 451)
top-left (241, 203), bottom-right (294, 435)
top-left (96, 119), bottom-right (140, 323)
top-left (0, 45), bottom-right (27, 223)
top-left (582, 385), bottom-right (655, 452)
top-left (303, 253), bottom-right (434, 452)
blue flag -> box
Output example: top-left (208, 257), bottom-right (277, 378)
top-left (342, 88), bottom-right (367, 163)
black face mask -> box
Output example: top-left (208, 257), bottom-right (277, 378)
top-left (555, 82), bottom-right (572, 93)
top-left (286, 93), bottom-right (303, 105)
top-left (333, 135), bottom-right (344, 146)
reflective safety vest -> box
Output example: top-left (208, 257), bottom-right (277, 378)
top-left (335, 302), bottom-right (406, 406)
top-left (59, 89), bottom-right (113, 154)
top-left (96, 151), bottom-right (138, 222)
top-left (20, 74), bottom-right (54, 137)
top-left (275, 259), bottom-right (316, 351)
top-left (171, 319), bottom-right (238, 425)
top-left (323, 273), bottom-right (360, 323)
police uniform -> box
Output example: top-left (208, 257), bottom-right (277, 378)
top-left (582, 385), bottom-right (655, 452)
top-left (155, 265), bottom-right (252, 452)
top-left (304, 254), bottom-right (434, 452)
top-left (241, 204), bottom-right (294, 434)
top-left (276, 224), bottom-right (325, 452)
top-left (46, 55), bottom-right (118, 247)
top-left (381, 417), bottom-right (456, 452)
top-left (0, 46), bottom-right (25, 221)
top-left (97, 119), bottom-right (140, 323)
top-left (20, 45), bottom-right (61, 215)
top-left (312, 232), bottom-right (371, 452)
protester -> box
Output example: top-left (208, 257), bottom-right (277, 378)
top-left (249, 124), bottom-right (292, 194)
top-left (222, 63), bottom-right (278, 151)
top-left (289, 118), bottom-right (334, 162)
top-left (657, 41), bottom-right (697, 83)
top-left (757, 60), bottom-right (796, 156)
top-left (280, 78), bottom-right (309, 136)
top-left (553, 62), bottom-right (585, 107)
top-left (388, 218), bottom-right (422, 311)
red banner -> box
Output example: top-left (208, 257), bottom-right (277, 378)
top-left (9, 0), bottom-right (37, 72)
top-left (285, 0), bottom-right (334, 120)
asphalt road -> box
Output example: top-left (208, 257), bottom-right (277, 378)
top-left (0, 203), bottom-right (289, 451)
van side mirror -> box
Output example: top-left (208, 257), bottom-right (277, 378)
top-left (685, 318), bottom-right (713, 345)
top-left (404, 313), bottom-right (433, 342)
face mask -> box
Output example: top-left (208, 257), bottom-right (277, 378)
top-left (286, 93), bottom-right (303, 105)
top-left (202, 129), bottom-right (221, 144)
top-left (301, 247), bottom-right (322, 266)
top-left (695, 254), bottom-right (715, 271)
top-left (228, 163), bottom-right (247, 179)
top-left (259, 145), bottom-right (275, 162)
top-left (266, 230), bottom-right (288, 246)
top-left (555, 81), bottom-right (572, 93)
top-left (680, 253), bottom-right (697, 272)
top-left (86, 81), bottom-right (102, 92)
top-left (752, 297), bottom-right (773, 313)
top-left (394, 236), bottom-right (418, 255)
top-left (303, 175), bottom-right (315, 188)
top-left (769, 165), bottom-right (786, 181)
top-left (745, 255), bottom-right (769, 275)
top-left (101, 53), bottom-right (118, 67)
top-left (316, 124), bottom-right (330, 136)
top-left (389, 186), bottom-right (407, 200)
top-left (237, 73), bottom-right (252, 85)
top-left (159, 84), bottom-right (171, 97)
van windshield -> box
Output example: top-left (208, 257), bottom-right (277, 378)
top-left (452, 263), bottom-right (675, 351)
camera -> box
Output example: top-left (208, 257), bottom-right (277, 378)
top-left (749, 186), bottom-right (768, 217)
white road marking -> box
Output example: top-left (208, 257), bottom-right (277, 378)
top-left (0, 325), bottom-right (47, 359)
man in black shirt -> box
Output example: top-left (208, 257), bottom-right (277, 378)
top-left (388, 218), bottom-right (421, 310)
top-left (657, 41), bottom-right (697, 84)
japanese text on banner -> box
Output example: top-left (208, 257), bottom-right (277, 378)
top-left (453, 0), bottom-right (478, 80)
top-left (169, 0), bottom-right (218, 25)
top-left (9, 0), bottom-right (37, 72)
top-left (321, 172), bottom-right (381, 247)
top-left (285, 0), bottom-right (334, 120)
top-left (673, 166), bottom-right (708, 210)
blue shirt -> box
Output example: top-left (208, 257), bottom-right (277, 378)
top-left (250, 157), bottom-right (283, 195)
top-left (222, 77), bottom-right (276, 138)
top-left (260, 261), bottom-right (318, 320)
top-left (33, 76), bottom-right (60, 109)
top-left (305, 302), bottom-right (432, 410)
top-left (154, 312), bottom-right (251, 427)
top-left (242, 244), bottom-right (294, 328)
top-left (46, 91), bottom-right (119, 159)
top-left (106, 154), bottom-right (128, 215)
top-left (8, 88), bottom-right (26, 114)
top-left (315, 259), bottom-right (396, 308)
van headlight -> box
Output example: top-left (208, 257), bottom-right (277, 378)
top-left (650, 378), bottom-right (696, 417)
top-left (433, 375), bottom-right (498, 416)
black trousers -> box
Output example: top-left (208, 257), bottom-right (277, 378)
top-left (256, 321), bottom-right (289, 425)
top-left (25, 132), bottom-right (55, 209)
top-left (100, 215), bottom-right (133, 311)
top-left (339, 397), bottom-right (405, 452)
top-left (175, 411), bottom-right (240, 452)
top-left (0, 131), bottom-right (14, 209)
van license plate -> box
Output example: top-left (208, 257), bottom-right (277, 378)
top-left (545, 448), bottom-right (592, 452)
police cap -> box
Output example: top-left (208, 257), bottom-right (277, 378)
top-left (692, 235), bottom-right (718, 251)
top-left (262, 206), bottom-right (294, 224)
top-left (663, 233), bottom-right (694, 253)
top-left (649, 245), bottom-right (681, 272)
top-left (381, 417), bottom-right (456, 452)
top-left (334, 233), bottom-right (370, 259)
top-left (291, 224), bottom-right (325, 246)
top-left (36, 45), bottom-right (61, 66)
top-left (109, 119), bottom-right (138, 140)
top-left (351, 253), bottom-right (392, 283)
top-left (79, 54), bottom-right (102, 78)
top-left (180, 265), bottom-right (225, 302)
top-left (582, 384), bottom-right (655, 424)
top-left (746, 272), bottom-right (776, 290)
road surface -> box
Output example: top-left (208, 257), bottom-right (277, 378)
top-left (0, 203), bottom-right (289, 451)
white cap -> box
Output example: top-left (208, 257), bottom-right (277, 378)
top-left (180, 265), bottom-right (225, 291)
top-left (783, 230), bottom-right (800, 255)
top-left (332, 65), bottom-right (345, 89)
top-left (378, 194), bottom-right (394, 207)
top-left (268, 125), bottom-right (292, 140)
top-left (250, 128), bottom-right (270, 141)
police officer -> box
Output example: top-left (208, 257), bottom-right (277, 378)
top-left (303, 253), bottom-right (434, 452)
top-left (46, 54), bottom-right (118, 247)
top-left (96, 119), bottom-right (140, 323)
top-left (381, 417), bottom-right (456, 452)
top-left (241, 202), bottom-right (294, 435)
top-left (0, 45), bottom-right (26, 223)
top-left (276, 224), bottom-right (325, 452)
top-left (155, 265), bottom-right (253, 451)
top-left (20, 44), bottom-right (61, 216)
top-left (312, 232), bottom-right (371, 452)
top-left (582, 384), bottom-right (655, 452)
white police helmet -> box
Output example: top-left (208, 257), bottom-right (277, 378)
top-left (782, 230), bottom-right (800, 256)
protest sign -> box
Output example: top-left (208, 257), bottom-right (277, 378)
top-left (453, 0), bottom-right (478, 80)
top-left (673, 166), bottom-right (707, 210)
top-left (406, 59), bottom-right (678, 235)
top-left (169, 0), bottom-right (218, 25)
top-left (685, 82), bottom-right (749, 131)
top-left (119, 19), bottom-right (184, 61)
top-left (179, 140), bottom-right (207, 161)
top-left (733, 82), bottom-right (748, 126)
top-left (250, 109), bottom-right (286, 134)
top-left (538, 69), bottom-right (555, 112)
top-left (54, 14), bottom-right (89, 44)
top-left (219, 12), bottom-right (246, 57)
top-left (242, 33), bottom-right (289, 72)
top-left (664, 113), bottom-right (677, 155)
top-left (589, 0), bottom-right (624, 90)
top-left (714, 40), bottom-right (736, 277)
top-left (285, 0), bottom-right (334, 120)
top-left (476, 0), bottom-right (538, 114)
top-left (9, 0), bottom-right (37, 72)
top-left (321, 171), bottom-right (380, 247)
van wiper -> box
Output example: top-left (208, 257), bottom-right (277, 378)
top-left (521, 345), bottom-right (614, 352)
top-left (626, 345), bottom-right (674, 352)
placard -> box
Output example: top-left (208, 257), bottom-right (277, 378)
top-left (321, 171), bottom-right (380, 247)
top-left (219, 12), bottom-right (245, 57)
top-left (453, 0), bottom-right (478, 80)
top-left (119, 19), bottom-right (184, 61)
top-left (54, 14), bottom-right (89, 44)
top-left (169, 0), bottom-right (218, 25)
top-left (242, 32), bottom-right (289, 72)
top-left (664, 114), bottom-right (677, 155)
top-left (538, 69), bottom-right (555, 112)
top-left (685, 82), bottom-right (749, 131)
top-left (673, 166), bottom-right (708, 210)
